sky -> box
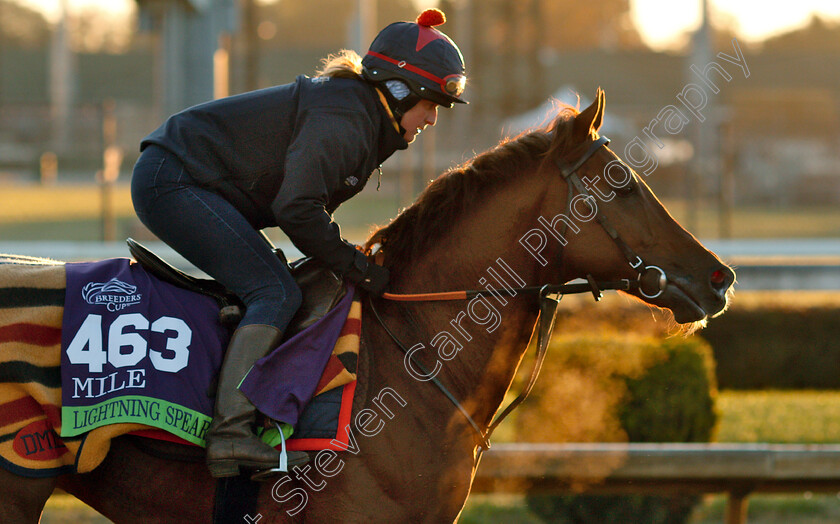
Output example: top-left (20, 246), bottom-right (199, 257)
top-left (15, 0), bottom-right (840, 51)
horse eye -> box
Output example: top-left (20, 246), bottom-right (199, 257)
top-left (614, 179), bottom-right (636, 196)
top-left (605, 162), bottom-right (637, 196)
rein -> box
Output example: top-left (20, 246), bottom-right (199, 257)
top-left (368, 135), bottom-right (669, 453)
top-left (370, 277), bottom-right (640, 451)
top-left (381, 277), bottom-right (637, 303)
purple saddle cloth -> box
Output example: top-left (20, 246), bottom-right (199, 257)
top-left (60, 258), bottom-right (353, 443)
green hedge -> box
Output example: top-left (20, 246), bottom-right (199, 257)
top-left (700, 302), bottom-right (840, 390)
top-left (553, 292), bottom-right (840, 390)
top-left (514, 334), bottom-right (717, 524)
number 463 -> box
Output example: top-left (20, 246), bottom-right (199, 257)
top-left (66, 313), bottom-right (192, 373)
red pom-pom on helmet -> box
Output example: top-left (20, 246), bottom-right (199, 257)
top-left (416, 8), bottom-right (446, 27)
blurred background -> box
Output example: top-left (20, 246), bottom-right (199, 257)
top-left (2, 0), bottom-right (840, 247)
top-left (3, 0), bottom-right (840, 522)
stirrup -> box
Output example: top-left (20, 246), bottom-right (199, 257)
top-left (250, 422), bottom-right (307, 482)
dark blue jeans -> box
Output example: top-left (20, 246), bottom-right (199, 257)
top-left (131, 145), bottom-right (302, 331)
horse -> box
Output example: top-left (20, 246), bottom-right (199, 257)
top-left (0, 89), bottom-right (733, 523)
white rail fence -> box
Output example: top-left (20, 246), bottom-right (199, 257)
top-left (473, 443), bottom-right (840, 524)
top-left (2, 239), bottom-right (840, 289)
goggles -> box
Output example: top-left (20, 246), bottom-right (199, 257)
top-left (442, 74), bottom-right (466, 98)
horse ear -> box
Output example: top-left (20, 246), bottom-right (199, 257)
top-left (592, 88), bottom-right (605, 132)
top-left (573, 88), bottom-right (606, 139)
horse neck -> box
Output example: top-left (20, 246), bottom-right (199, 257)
top-left (387, 174), bottom-right (558, 429)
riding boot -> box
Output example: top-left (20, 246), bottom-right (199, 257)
top-left (205, 324), bottom-right (309, 478)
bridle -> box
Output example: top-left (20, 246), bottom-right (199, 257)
top-left (368, 134), bottom-right (669, 453)
top-left (558, 135), bottom-right (667, 300)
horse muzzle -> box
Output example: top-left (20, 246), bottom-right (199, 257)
top-left (634, 263), bottom-right (734, 324)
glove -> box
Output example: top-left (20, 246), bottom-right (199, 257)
top-left (342, 249), bottom-right (389, 296)
top-left (357, 263), bottom-right (390, 296)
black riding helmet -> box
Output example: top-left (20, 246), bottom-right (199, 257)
top-left (362, 9), bottom-right (467, 122)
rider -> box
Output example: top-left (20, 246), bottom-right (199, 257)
top-left (131, 9), bottom-right (468, 478)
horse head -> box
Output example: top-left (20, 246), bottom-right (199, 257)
top-left (369, 88), bottom-right (733, 329)
top-left (538, 89), bottom-right (734, 326)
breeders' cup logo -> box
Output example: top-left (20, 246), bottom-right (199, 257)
top-left (82, 278), bottom-right (142, 311)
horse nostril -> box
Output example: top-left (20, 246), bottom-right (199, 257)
top-left (709, 266), bottom-right (733, 294)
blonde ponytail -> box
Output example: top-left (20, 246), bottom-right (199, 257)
top-left (315, 49), bottom-right (363, 79)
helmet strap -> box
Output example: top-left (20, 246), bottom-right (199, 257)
top-left (377, 81), bottom-right (421, 128)
top-left (373, 87), bottom-right (403, 135)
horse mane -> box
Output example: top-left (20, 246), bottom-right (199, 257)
top-left (365, 103), bottom-right (587, 266)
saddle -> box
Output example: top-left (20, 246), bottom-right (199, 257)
top-left (126, 238), bottom-right (347, 337)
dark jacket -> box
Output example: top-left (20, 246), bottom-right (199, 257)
top-left (141, 75), bottom-right (407, 275)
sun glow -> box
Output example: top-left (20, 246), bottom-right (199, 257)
top-left (13, 0), bottom-right (840, 50)
top-left (14, 0), bottom-right (132, 23)
top-left (632, 0), bottom-right (840, 50)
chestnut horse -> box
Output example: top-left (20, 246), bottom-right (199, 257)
top-left (0, 90), bottom-right (733, 523)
